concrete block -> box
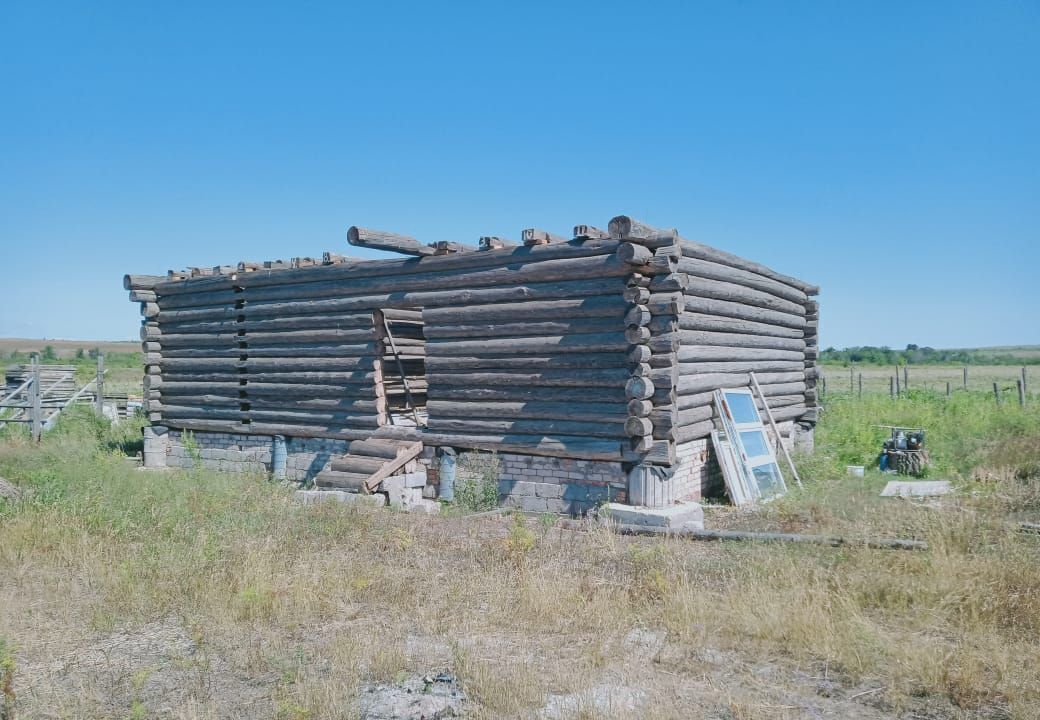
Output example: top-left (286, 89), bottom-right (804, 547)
top-left (294, 490), bottom-right (387, 507)
top-left (406, 498), bottom-right (441, 515)
top-left (603, 502), bottom-right (704, 530)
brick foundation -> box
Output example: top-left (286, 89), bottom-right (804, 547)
top-left (143, 421), bottom-right (813, 512)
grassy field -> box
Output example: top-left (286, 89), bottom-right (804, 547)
top-left (1, 393), bottom-right (1039, 718)
top-left (822, 364), bottom-right (1034, 398)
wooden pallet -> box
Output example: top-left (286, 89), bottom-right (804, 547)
top-left (313, 437), bottom-right (423, 493)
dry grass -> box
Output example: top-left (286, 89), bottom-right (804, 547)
top-left (1, 404), bottom-right (1039, 718)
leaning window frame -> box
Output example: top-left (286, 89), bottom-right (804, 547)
top-left (715, 388), bottom-right (788, 502)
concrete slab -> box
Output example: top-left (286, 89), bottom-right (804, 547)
top-left (603, 501), bottom-right (704, 530)
top-left (294, 490), bottom-right (387, 507)
top-left (880, 480), bottom-right (952, 498)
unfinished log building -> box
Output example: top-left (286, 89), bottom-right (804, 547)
top-left (126, 216), bottom-right (819, 512)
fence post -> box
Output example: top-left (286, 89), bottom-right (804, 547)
top-left (894, 365), bottom-right (900, 395)
top-left (993, 382), bottom-right (1001, 405)
top-left (849, 366), bottom-right (854, 393)
top-left (1018, 379), bottom-right (1026, 407)
top-left (963, 367), bottom-right (968, 389)
top-left (31, 355), bottom-right (42, 441)
top-left (95, 351), bottom-right (105, 417)
top-left (858, 373), bottom-right (863, 399)
top-left (903, 365), bottom-right (909, 390)
top-left (890, 376), bottom-right (896, 400)
top-left (946, 381), bottom-right (951, 397)
top-left (1023, 367), bottom-right (1028, 395)
top-left (821, 376), bottom-right (827, 397)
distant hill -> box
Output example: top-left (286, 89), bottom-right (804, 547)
top-left (821, 344), bottom-right (1040, 365)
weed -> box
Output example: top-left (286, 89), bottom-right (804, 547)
top-left (454, 452), bottom-right (500, 512)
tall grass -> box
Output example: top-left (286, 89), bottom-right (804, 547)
top-left (0, 396), bottom-right (1038, 717)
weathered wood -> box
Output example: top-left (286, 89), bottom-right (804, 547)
top-left (160, 313), bottom-right (377, 335)
top-left (626, 376), bottom-right (655, 400)
top-left (161, 394), bottom-right (385, 413)
top-left (573, 224), bottom-right (610, 240)
top-left (673, 330), bottom-right (806, 352)
top-left (478, 236), bottom-right (518, 250)
top-left (428, 368), bottom-right (630, 388)
top-left (675, 419), bottom-right (716, 443)
top-left (427, 400), bottom-right (627, 421)
top-left (423, 295), bottom-right (626, 324)
top-left (627, 399), bottom-right (652, 417)
top-left (426, 332), bottom-right (631, 356)
top-left (157, 253), bottom-right (632, 308)
top-left (686, 277), bottom-right (806, 315)
top-left (624, 326), bottom-right (650, 344)
top-left (627, 345), bottom-right (652, 364)
top-left (428, 385), bottom-right (626, 404)
top-left (141, 302), bottom-right (160, 318)
top-left (675, 346), bottom-right (805, 363)
top-left (161, 370), bottom-right (379, 385)
top-left (649, 273), bottom-right (689, 292)
top-left (155, 238), bottom-right (624, 297)
top-left (161, 343), bottom-right (381, 359)
top-left (623, 286), bottom-right (651, 303)
top-left (684, 297), bottom-right (806, 329)
top-left (431, 240), bottom-right (477, 255)
top-left (618, 242), bottom-right (652, 265)
top-left (677, 312), bottom-right (804, 338)
top-left (157, 381), bottom-right (381, 398)
top-left (130, 289), bottom-right (157, 302)
top-left (346, 439), bottom-right (402, 458)
top-left (522, 228), bottom-right (569, 245)
top-left (157, 328), bottom-right (378, 348)
top-left (425, 353), bottom-right (630, 371)
top-left (426, 417), bottom-right (625, 439)
top-left (124, 274), bottom-right (164, 290)
top-left (624, 416), bottom-right (653, 437)
top-left (667, 360), bottom-right (805, 374)
top-left (625, 305), bottom-right (651, 327)
top-left (608, 216), bottom-right (676, 240)
top-left (314, 470), bottom-right (371, 491)
top-left (155, 404), bottom-right (383, 427)
top-left (329, 455), bottom-right (388, 474)
top-left (679, 239), bottom-right (819, 296)
top-left (677, 257), bottom-right (808, 304)
top-left (348, 226), bottom-right (435, 256)
top-left (423, 318), bottom-right (621, 340)
top-left (647, 292), bottom-right (684, 315)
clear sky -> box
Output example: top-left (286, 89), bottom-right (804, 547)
top-left (1, 1), bottom-right (1037, 349)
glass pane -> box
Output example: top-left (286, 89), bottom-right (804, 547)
top-left (739, 430), bottom-right (770, 458)
top-left (752, 462), bottom-right (785, 499)
top-left (724, 392), bottom-right (759, 424)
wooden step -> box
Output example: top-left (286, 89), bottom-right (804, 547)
top-left (330, 455), bottom-right (386, 474)
top-left (314, 470), bottom-right (370, 491)
top-left (315, 436), bottom-right (425, 494)
top-left (346, 438), bottom-right (402, 459)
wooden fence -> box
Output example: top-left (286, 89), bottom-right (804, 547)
top-left (0, 354), bottom-right (108, 439)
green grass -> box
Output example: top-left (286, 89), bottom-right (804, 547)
top-left (1, 394), bottom-right (1039, 718)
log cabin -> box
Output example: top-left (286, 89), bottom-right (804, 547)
top-left (126, 215), bottom-right (819, 513)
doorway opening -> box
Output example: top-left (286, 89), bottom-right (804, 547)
top-left (377, 308), bottom-right (427, 428)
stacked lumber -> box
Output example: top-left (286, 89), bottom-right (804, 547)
top-left (5, 365), bottom-right (78, 401)
top-left (608, 215), bottom-right (820, 446)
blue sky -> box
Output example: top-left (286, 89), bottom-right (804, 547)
top-left (1, 1), bottom-right (1037, 349)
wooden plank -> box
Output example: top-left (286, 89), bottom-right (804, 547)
top-left (347, 226), bottom-right (435, 256)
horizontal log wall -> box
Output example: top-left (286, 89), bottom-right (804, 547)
top-left (669, 238), bottom-right (819, 442)
top-left (130, 224), bottom-right (819, 466)
top-left (132, 238), bottom-right (636, 462)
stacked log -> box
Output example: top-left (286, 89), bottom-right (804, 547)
top-left (609, 216), bottom-right (819, 446)
top-left (129, 238), bottom-right (637, 461)
top-left (126, 220), bottom-right (819, 465)
top-left (802, 299), bottom-right (820, 422)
